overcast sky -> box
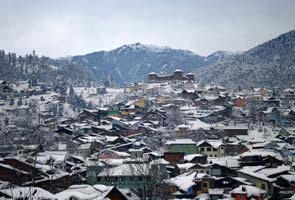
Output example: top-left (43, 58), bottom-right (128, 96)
top-left (1, 0), bottom-right (295, 58)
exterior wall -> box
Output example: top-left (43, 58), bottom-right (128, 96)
top-left (97, 175), bottom-right (152, 189)
top-left (170, 144), bottom-right (197, 155)
top-left (224, 129), bottom-right (248, 136)
top-left (175, 128), bottom-right (191, 137)
top-left (191, 166), bottom-right (211, 175)
top-left (231, 194), bottom-right (248, 200)
top-left (164, 152), bottom-right (184, 166)
top-left (197, 145), bottom-right (225, 157)
top-left (0, 166), bottom-right (31, 184)
top-left (211, 168), bottom-right (222, 176)
top-left (237, 172), bottom-right (270, 196)
top-left (231, 193), bottom-right (264, 200)
top-left (195, 180), bottom-right (214, 195)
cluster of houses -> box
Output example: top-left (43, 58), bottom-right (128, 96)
top-left (0, 70), bottom-right (294, 200)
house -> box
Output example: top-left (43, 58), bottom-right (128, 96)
top-left (196, 140), bottom-right (225, 157)
top-left (225, 143), bottom-right (249, 156)
top-left (210, 163), bottom-right (238, 177)
top-left (274, 174), bottom-right (295, 200)
top-left (96, 163), bottom-right (152, 190)
top-left (96, 149), bottom-right (131, 160)
top-left (237, 165), bottom-right (291, 197)
top-left (182, 80), bottom-right (196, 91)
top-left (0, 158), bottom-right (47, 184)
top-left (148, 70), bottom-right (195, 83)
top-left (230, 185), bottom-right (266, 200)
top-left (0, 186), bottom-right (54, 199)
top-left (164, 171), bottom-right (197, 198)
top-left (166, 139), bottom-right (197, 155)
top-left (175, 124), bottom-right (191, 137)
top-left (236, 97), bottom-right (246, 108)
top-left (141, 108), bottom-right (167, 126)
top-left (77, 109), bottom-right (106, 122)
top-left (164, 152), bottom-right (185, 166)
top-left (188, 163), bottom-right (212, 175)
top-left (263, 96), bottom-right (280, 107)
top-left (224, 127), bottom-right (248, 137)
top-left (208, 188), bottom-right (224, 200)
top-left (54, 184), bottom-right (140, 200)
top-left (214, 176), bottom-right (254, 190)
top-left (150, 158), bottom-right (169, 180)
top-left (260, 107), bottom-right (281, 125)
top-left (194, 173), bottom-right (215, 195)
top-left (239, 150), bottom-right (283, 167)
top-left (179, 90), bottom-right (199, 101)
top-left (184, 154), bottom-right (207, 164)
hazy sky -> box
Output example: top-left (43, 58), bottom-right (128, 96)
top-left (1, 0), bottom-right (295, 58)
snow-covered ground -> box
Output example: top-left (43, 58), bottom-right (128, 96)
top-left (73, 87), bottom-right (125, 106)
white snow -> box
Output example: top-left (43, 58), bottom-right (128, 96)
top-left (230, 185), bottom-right (265, 197)
top-left (165, 171), bottom-right (197, 192)
top-left (166, 139), bottom-right (196, 145)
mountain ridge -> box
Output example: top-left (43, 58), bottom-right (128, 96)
top-left (1, 29), bottom-right (294, 89)
top-left (195, 29), bottom-right (295, 90)
top-left (69, 42), bottom-right (235, 84)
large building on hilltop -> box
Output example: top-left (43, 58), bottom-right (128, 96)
top-left (148, 69), bottom-right (195, 83)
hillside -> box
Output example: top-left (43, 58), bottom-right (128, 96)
top-left (70, 43), bottom-right (233, 84)
top-left (195, 30), bottom-right (295, 90)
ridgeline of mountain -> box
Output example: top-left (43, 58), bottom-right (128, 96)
top-left (2, 29), bottom-right (294, 89)
top-left (70, 43), bottom-right (234, 84)
top-left (195, 30), bottom-right (295, 90)
top-left (0, 51), bottom-right (96, 88)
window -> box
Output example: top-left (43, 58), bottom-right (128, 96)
top-left (200, 147), bottom-right (205, 152)
top-left (202, 182), bottom-right (208, 188)
top-left (207, 147), bottom-right (211, 151)
top-left (215, 154), bottom-right (217, 157)
top-left (206, 171), bottom-right (209, 174)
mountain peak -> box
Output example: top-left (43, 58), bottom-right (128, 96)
top-left (116, 42), bottom-right (172, 53)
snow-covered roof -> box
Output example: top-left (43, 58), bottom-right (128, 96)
top-left (196, 140), bottom-right (223, 148)
top-left (174, 69), bottom-right (183, 72)
top-left (166, 139), bottom-right (196, 145)
top-left (240, 149), bottom-right (283, 160)
top-left (187, 119), bottom-right (211, 130)
top-left (0, 187), bottom-right (55, 199)
top-left (37, 151), bottom-right (67, 165)
top-left (278, 174), bottom-right (295, 183)
top-left (150, 158), bottom-right (169, 165)
top-left (230, 185), bottom-right (265, 197)
top-left (98, 163), bottom-right (150, 176)
top-left (164, 171), bottom-right (196, 192)
top-left (238, 165), bottom-right (289, 182)
top-left (54, 184), bottom-right (113, 200)
top-left (184, 154), bottom-right (205, 162)
top-left (208, 188), bottom-right (224, 195)
top-left (231, 177), bottom-right (254, 186)
top-left (208, 156), bottom-right (240, 168)
top-left (176, 163), bottom-right (196, 171)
